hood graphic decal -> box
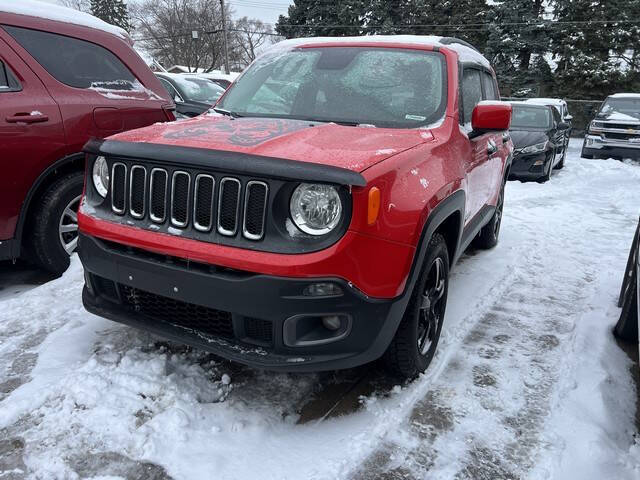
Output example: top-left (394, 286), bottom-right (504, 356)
top-left (164, 118), bottom-right (310, 147)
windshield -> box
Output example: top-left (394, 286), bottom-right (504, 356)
top-left (217, 47), bottom-right (447, 128)
top-left (510, 105), bottom-right (552, 129)
top-left (599, 97), bottom-right (640, 120)
top-left (172, 76), bottom-right (225, 103)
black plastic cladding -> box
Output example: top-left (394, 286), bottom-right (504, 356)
top-left (84, 154), bottom-right (354, 255)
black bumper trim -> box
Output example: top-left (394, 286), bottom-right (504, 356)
top-left (78, 233), bottom-right (406, 371)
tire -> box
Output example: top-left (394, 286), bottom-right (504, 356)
top-left (538, 157), bottom-right (553, 183)
top-left (619, 229), bottom-right (639, 307)
top-left (27, 171), bottom-right (84, 276)
top-left (384, 233), bottom-right (449, 380)
top-left (614, 263), bottom-right (638, 342)
top-left (473, 182), bottom-right (505, 250)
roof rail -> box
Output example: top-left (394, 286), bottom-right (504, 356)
top-left (439, 37), bottom-right (480, 53)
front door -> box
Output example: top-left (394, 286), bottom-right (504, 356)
top-left (0, 37), bottom-right (65, 241)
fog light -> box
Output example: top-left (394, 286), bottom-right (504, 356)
top-left (322, 315), bottom-right (342, 331)
top-left (303, 282), bottom-right (343, 297)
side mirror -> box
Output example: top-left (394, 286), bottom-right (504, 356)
top-left (471, 101), bottom-right (512, 136)
top-left (174, 94), bottom-right (184, 104)
top-left (558, 121), bottom-right (570, 130)
top-left (564, 114), bottom-right (573, 121)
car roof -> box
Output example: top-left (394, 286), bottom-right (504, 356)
top-left (524, 98), bottom-right (567, 107)
top-left (510, 101), bottom-right (551, 110)
top-left (609, 93), bottom-right (640, 99)
top-left (263, 35), bottom-right (491, 68)
top-left (0, 0), bottom-right (128, 39)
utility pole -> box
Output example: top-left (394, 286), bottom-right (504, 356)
top-left (220, 0), bottom-right (230, 74)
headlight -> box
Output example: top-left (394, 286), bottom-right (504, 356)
top-left (290, 183), bottom-right (342, 235)
top-left (92, 156), bottom-right (109, 198)
top-left (590, 121), bottom-right (604, 130)
top-left (521, 141), bottom-right (548, 154)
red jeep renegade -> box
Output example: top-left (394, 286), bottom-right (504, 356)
top-left (78, 36), bottom-right (513, 379)
top-left (0, 3), bottom-right (174, 274)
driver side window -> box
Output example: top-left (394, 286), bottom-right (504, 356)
top-left (461, 68), bottom-right (483, 126)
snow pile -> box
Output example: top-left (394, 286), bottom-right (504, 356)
top-left (0, 0), bottom-right (128, 39)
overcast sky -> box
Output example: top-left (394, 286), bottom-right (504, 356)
top-left (40, 0), bottom-right (293, 27)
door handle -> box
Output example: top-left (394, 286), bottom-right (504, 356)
top-left (6, 113), bottom-right (49, 124)
top-left (487, 140), bottom-right (498, 155)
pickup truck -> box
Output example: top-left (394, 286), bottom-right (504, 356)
top-left (582, 93), bottom-right (640, 159)
top-left (78, 36), bottom-right (513, 379)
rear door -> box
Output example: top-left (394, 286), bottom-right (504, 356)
top-left (0, 37), bottom-right (65, 241)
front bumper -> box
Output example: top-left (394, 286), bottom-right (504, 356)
top-left (582, 135), bottom-right (640, 159)
top-left (508, 150), bottom-right (550, 180)
top-left (78, 234), bottom-right (408, 371)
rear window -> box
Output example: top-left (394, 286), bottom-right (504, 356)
top-left (4, 25), bottom-right (138, 90)
top-left (511, 105), bottom-right (552, 129)
top-left (0, 59), bottom-right (20, 92)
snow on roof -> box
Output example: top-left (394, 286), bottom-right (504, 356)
top-left (610, 93), bottom-right (640, 99)
top-left (525, 98), bottom-right (567, 107)
top-left (0, 0), bottom-right (128, 39)
top-left (264, 35), bottom-right (491, 68)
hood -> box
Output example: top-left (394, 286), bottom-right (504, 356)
top-left (509, 129), bottom-right (548, 149)
top-left (597, 111), bottom-right (640, 124)
top-left (107, 114), bottom-right (432, 173)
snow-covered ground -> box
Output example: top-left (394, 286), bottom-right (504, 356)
top-left (0, 139), bottom-right (639, 479)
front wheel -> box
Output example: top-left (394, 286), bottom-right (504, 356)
top-left (27, 172), bottom-right (84, 276)
top-left (555, 146), bottom-right (566, 169)
top-left (384, 234), bottom-right (449, 380)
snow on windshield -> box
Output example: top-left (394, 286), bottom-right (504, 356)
top-left (600, 97), bottom-right (640, 121)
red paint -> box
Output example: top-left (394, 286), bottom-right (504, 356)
top-left (472, 102), bottom-right (512, 131)
top-left (78, 212), bottom-right (415, 298)
top-left (0, 12), bottom-right (174, 242)
top-left (79, 40), bottom-right (512, 298)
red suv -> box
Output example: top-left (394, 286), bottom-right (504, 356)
top-left (78, 37), bottom-right (512, 379)
top-left (0, 5), bottom-right (174, 274)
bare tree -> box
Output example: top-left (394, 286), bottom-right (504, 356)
top-left (232, 17), bottom-right (275, 67)
top-left (130, 0), bottom-right (231, 72)
top-left (59, 0), bottom-right (91, 12)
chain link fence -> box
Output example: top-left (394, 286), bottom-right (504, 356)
top-left (502, 97), bottom-right (603, 138)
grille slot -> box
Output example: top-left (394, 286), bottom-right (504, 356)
top-left (171, 171), bottom-right (191, 228)
top-left (217, 177), bottom-right (241, 236)
top-left (149, 168), bottom-right (168, 223)
top-left (111, 163), bottom-right (127, 214)
top-left (129, 165), bottom-right (147, 218)
top-left (243, 181), bottom-right (268, 240)
top-left (193, 174), bottom-right (215, 232)
top-left (120, 285), bottom-right (234, 338)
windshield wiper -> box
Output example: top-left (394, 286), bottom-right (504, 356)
top-left (212, 107), bottom-right (242, 118)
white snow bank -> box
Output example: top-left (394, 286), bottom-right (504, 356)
top-left (0, 0), bottom-right (128, 39)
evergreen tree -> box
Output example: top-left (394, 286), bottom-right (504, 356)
top-left (91, 0), bottom-right (131, 32)
top-left (276, 0), bottom-right (364, 38)
top-left (485, 0), bottom-right (551, 96)
top-left (550, 0), bottom-right (640, 99)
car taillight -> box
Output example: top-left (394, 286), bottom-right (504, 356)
top-left (162, 103), bottom-right (176, 121)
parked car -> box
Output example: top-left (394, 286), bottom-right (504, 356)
top-left (78, 36), bottom-right (513, 379)
top-left (186, 71), bottom-right (238, 89)
top-left (156, 73), bottom-right (225, 118)
top-left (582, 93), bottom-right (640, 159)
top-left (508, 102), bottom-right (569, 182)
top-left (615, 217), bottom-right (639, 351)
top-left (0, 2), bottom-right (174, 275)
top-left (524, 97), bottom-right (572, 147)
